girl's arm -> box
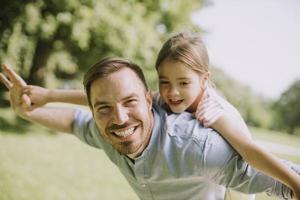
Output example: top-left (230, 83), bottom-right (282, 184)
top-left (196, 88), bottom-right (300, 198)
top-left (23, 85), bottom-right (88, 107)
top-left (212, 116), bottom-right (300, 199)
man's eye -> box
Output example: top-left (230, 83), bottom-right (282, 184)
top-left (97, 106), bottom-right (111, 114)
top-left (125, 99), bottom-right (138, 106)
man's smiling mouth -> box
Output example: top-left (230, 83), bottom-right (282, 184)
top-left (113, 127), bottom-right (135, 137)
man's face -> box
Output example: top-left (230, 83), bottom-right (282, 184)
top-left (90, 67), bottom-right (153, 158)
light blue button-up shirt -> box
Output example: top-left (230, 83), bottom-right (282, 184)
top-left (72, 104), bottom-right (298, 200)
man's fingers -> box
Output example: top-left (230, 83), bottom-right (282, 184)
top-left (22, 94), bottom-right (32, 109)
top-left (22, 86), bottom-right (31, 94)
top-left (2, 64), bottom-right (27, 86)
top-left (0, 73), bottom-right (13, 89)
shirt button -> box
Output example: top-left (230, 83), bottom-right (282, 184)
top-left (141, 184), bottom-right (146, 187)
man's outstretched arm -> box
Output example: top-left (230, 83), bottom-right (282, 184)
top-left (22, 85), bottom-right (88, 107)
top-left (0, 64), bottom-right (76, 133)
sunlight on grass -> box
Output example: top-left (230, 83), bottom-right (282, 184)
top-left (251, 127), bottom-right (300, 148)
top-left (0, 133), bottom-right (138, 200)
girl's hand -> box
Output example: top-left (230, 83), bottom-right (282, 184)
top-left (22, 85), bottom-right (50, 108)
top-left (195, 86), bottom-right (225, 128)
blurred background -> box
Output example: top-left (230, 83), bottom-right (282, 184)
top-left (0, 0), bottom-right (299, 200)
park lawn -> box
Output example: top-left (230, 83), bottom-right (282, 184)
top-left (0, 131), bottom-right (138, 200)
top-left (251, 127), bottom-right (300, 148)
top-left (250, 127), bottom-right (300, 200)
top-left (0, 126), bottom-right (299, 200)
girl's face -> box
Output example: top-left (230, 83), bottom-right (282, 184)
top-left (158, 59), bottom-right (206, 113)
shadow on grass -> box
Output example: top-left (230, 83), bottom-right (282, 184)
top-left (0, 116), bottom-right (31, 134)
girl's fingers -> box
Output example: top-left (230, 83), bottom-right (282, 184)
top-left (199, 106), bottom-right (222, 124)
top-left (0, 73), bottom-right (13, 89)
top-left (197, 99), bottom-right (220, 116)
top-left (203, 110), bottom-right (224, 127)
top-left (196, 99), bottom-right (224, 125)
top-left (2, 64), bottom-right (27, 87)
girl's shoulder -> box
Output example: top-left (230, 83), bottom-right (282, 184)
top-left (210, 88), bottom-right (242, 118)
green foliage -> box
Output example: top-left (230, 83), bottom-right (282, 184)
top-left (0, 0), bottom-right (281, 132)
top-left (272, 79), bottom-right (300, 135)
top-left (211, 67), bottom-right (273, 128)
top-left (0, 0), bottom-right (203, 93)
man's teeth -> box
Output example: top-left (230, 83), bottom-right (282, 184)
top-left (114, 127), bottom-right (135, 137)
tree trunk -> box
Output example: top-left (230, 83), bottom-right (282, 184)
top-left (27, 40), bottom-right (52, 86)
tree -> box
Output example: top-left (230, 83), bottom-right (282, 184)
top-left (0, 0), bottom-right (203, 92)
top-left (273, 79), bottom-right (300, 134)
top-left (212, 67), bottom-right (273, 128)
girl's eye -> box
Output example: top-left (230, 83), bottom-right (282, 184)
top-left (180, 82), bottom-right (190, 86)
top-left (159, 80), bottom-right (169, 85)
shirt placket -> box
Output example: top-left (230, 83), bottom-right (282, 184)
top-left (134, 155), bottom-right (153, 199)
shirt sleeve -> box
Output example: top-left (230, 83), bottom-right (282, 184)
top-left (72, 109), bottom-right (101, 149)
top-left (152, 91), bottom-right (165, 106)
top-left (203, 130), bottom-right (299, 199)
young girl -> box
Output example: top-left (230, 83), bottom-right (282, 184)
top-left (22, 33), bottom-right (300, 199)
top-left (154, 32), bottom-right (300, 199)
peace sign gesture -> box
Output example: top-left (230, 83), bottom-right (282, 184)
top-left (0, 64), bottom-right (32, 118)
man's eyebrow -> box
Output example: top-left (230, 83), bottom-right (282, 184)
top-left (93, 101), bottom-right (109, 108)
top-left (123, 93), bottom-right (139, 100)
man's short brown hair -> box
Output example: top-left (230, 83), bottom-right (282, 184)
top-left (83, 57), bottom-right (148, 108)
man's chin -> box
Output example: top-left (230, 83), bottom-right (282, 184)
top-left (115, 141), bottom-right (142, 156)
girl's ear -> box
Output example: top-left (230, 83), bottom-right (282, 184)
top-left (204, 71), bottom-right (211, 80)
top-left (201, 72), bottom-right (210, 89)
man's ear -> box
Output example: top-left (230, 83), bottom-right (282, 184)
top-left (145, 90), bottom-right (153, 108)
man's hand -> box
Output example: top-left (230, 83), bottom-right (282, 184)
top-left (0, 64), bottom-right (33, 119)
top-left (0, 64), bottom-right (76, 133)
top-left (23, 85), bottom-right (51, 108)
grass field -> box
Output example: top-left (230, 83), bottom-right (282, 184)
top-left (0, 125), bottom-right (299, 200)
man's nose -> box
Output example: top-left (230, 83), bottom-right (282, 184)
top-left (112, 105), bottom-right (129, 125)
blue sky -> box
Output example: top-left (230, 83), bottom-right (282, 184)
top-left (192, 0), bottom-right (300, 99)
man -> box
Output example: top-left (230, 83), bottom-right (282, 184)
top-left (0, 59), bottom-right (299, 200)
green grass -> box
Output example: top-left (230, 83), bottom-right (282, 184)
top-left (251, 127), bottom-right (300, 200)
top-left (0, 132), bottom-right (138, 200)
top-left (0, 126), bottom-right (299, 200)
top-left (251, 126), bottom-right (300, 148)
